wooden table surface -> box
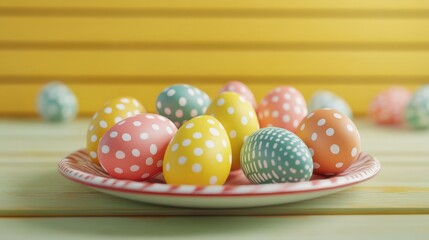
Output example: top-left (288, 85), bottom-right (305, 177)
top-left (0, 118), bottom-right (428, 239)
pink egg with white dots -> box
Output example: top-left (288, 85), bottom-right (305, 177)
top-left (98, 113), bottom-right (177, 181)
top-left (369, 86), bottom-right (412, 125)
top-left (257, 86), bottom-right (308, 133)
top-left (219, 81), bottom-right (257, 108)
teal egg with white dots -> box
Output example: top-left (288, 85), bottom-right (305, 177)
top-left (240, 127), bottom-right (313, 184)
top-left (309, 91), bottom-right (352, 118)
top-left (406, 85), bottom-right (429, 129)
top-left (37, 82), bottom-right (78, 122)
top-left (156, 84), bottom-right (211, 128)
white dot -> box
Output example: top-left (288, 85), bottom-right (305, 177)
top-left (205, 140), bottom-right (215, 148)
top-left (334, 113), bottom-right (343, 119)
top-left (209, 128), bottom-right (220, 136)
top-left (209, 176), bottom-right (218, 185)
top-left (156, 101), bottom-right (162, 109)
top-left (284, 93), bottom-right (291, 100)
top-left (166, 126), bottom-right (173, 134)
top-left (317, 119), bottom-right (326, 126)
top-left (90, 135), bottom-right (97, 142)
top-left (88, 124), bottom-right (94, 131)
top-left (347, 124), bottom-right (354, 132)
top-left (307, 112), bottom-right (315, 119)
top-left (114, 117), bottom-right (123, 124)
top-left (283, 103), bottom-right (290, 110)
top-left (326, 128), bottom-right (335, 136)
top-left (283, 115), bottom-right (291, 123)
top-left (182, 139), bottom-right (191, 146)
top-left (188, 89), bottom-right (195, 96)
top-left (110, 131), bottom-right (118, 138)
top-left (141, 173), bottom-right (150, 179)
top-left (227, 107), bottom-right (235, 115)
top-left (164, 108), bottom-right (171, 115)
top-left (130, 165), bottom-right (140, 172)
top-left (197, 98), bottom-right (204, 106)
top-left (157, 160), bottom-right (163, 167)
top-left (178, 156), bottom-right (187, 165)
top-left (190, 109), bottom-right (198, 117)
top-left (330, 144), bottom-right (340, 154)
top-left (104, 107), bottom-right (112, 114)
top-left (272, 96), bottom-right (279, 102)
top-left (230, 130), bottom-right (237, 138)
top-left (167, 89), bottom-right (176, 96)
top-left (122, 133), bottom-right (131, 141)
top-left (132, 149), bottom-right (140, 157)
top-left (146, 157), bottom-right (153, 166)
top-left (249, 111), bottom-right (254, 118)
top-left (116, 104), bottom-right (125, 110)
top-left (115, 151), bottom-right (125, 160)
top-left (120, 98), bottom-right (130, 103)
top-left (101, 145), bottom-right (110, 154)
top-left (165, 163), bottom-right (170, 172)
top-left (192, 132), bottom-right (202, 139)
top-left (311, 133), bottom-right (318, 141)
top-left (186, 123), bottom-right (194, 129)
top-left (140, 132), bottom-right (149, 140)
top-left (114, 168), bottom-right (123, 174)
top-left (132, 99), bottom-right (140, 107)
top-left (314, 162), bottom-right (320, 169)
top-left (194, 148), bottom-right (204, 156)
top-left (309, 148), bottom-right (314, 156)
top-left (293, 120), bottom-right (299, 128)
top-left (192, 163), bottom-right (202, 173)
top-left (351, 147), bottom-right (358, 157)
top-left (294, 106), bottom-right (301, 114)
top-left (216, 153), bottom-right (223, 162)
top-left (217, 98), bottom-right (225, 106)
top-left (172, 143), bottom-right (179, 152)
top-left (89, 151), bottom-right (97, 158)
top-left (152, 124), bottom-right (160, 131)
top-left (222, 140), bottom-right (227, 147)
top-left (336, 162), bottom-right (344, 168)
top-left (241, 116), bottom-right (248, 125)
top-left (300, 124), bottom-right (305, 131)
top-left (133, 121), bottom-right (141, 127)
top-left (179, 97), bottom-right (187, 107)
top-left (150, 144), bottom-right (158, 155)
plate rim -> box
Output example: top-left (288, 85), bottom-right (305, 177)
top-left (58, 149), bottom-right (381, 198)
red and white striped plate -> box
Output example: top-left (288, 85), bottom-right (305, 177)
top-left (58, 149), bottom-right (380, 208)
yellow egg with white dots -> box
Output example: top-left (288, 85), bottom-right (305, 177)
top-left (206, 92), bottom-right (260, 171)
top-left (163, 115), bottom-right (232, 186)
top-left (86, 97), bottom-right (145, 165)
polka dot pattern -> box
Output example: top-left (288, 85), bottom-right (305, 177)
top-left (370, 86), bottom-right (412, 125)
top-left (98, 113), bottom-right (177, 181)
top-left (37, 82), bottom-right (78, 122)
top-left (297, 109), bottom-right (361, 175)
top-left (219, 81), bottom-right (257, 108)
top-left (405, 85), bottom-right (429, 129)
top-left (156, 84), bottom-right (211, 128)
top-left (256, 86), bottom-right (308, 133)
top-left (86, 97), bottom-right (145, 165)
top-left (309, 91), bottom-right (353, 118)
top-left (206, 92), bottom-right (260, 171)
top-left (163, 116), bottom-right (231, 186)
top-left (240, 127), bottom-right (313, 184)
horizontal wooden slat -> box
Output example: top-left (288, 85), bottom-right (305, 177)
top-left (1, 50), bottom-right (429, 77)
top-left (0, 0), bottom-right (428, 11)
top-left (0, 84), bottom-right (421, 116)
top-left (1, 216), bottom-right (429, 239)
top-left (1, 18), bottom-right (428, 45)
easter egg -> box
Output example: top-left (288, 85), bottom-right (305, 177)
top-left (219, 81), bottom-right (257, 108)
top-left (369, 86), bottom-right (412, 125)
top-left (36, 82), bottom-right (78, 122)
top-left (156, 84), bottom-right (211, 128)
top-left (309, 91), bottom-right (352, 118)
top-left (163, 115), bottom-right (231, 186)
top-left (296, 109), bottom-right (361, 175)
top-left (240, 127), bottom-right (313, 184)
top-left (98, 114), bottom-right (177, 181)
top-left (406, 85), bottom-right (429, 129)
top-left (87, 97), bottom-right (145, 165)
top-left (206, 92), bottom-right (259, 171)
top-left (257, 86), bottom-right (308, 132)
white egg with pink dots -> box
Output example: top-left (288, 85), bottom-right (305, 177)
top-left (98, 113), bottom-right (177, 181)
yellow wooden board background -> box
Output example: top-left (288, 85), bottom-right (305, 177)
top-left (0, 0), bottom-right (428, 116)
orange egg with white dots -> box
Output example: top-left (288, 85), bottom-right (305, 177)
top-left (296, 109), bottom-right (361, 175)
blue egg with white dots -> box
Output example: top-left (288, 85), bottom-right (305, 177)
top-left (156, 84), bottom-right (211, 128)
top-left (37, 82), bottom-right (78, 122)
top-left (309, 91), bottom-right (352, 118)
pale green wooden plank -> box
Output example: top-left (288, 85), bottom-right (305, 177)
top-left (1, 215), bottom-right (429, 240)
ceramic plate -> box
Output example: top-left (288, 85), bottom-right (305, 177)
top-left (58, 149), bottom-right (380, 208)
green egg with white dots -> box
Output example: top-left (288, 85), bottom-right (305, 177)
top-left (240, 127), bottom-right (313, 184)
top-left (406, 85), bottom-right (429, 129)
top-left (156, 84), bottom-right (211, 128)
